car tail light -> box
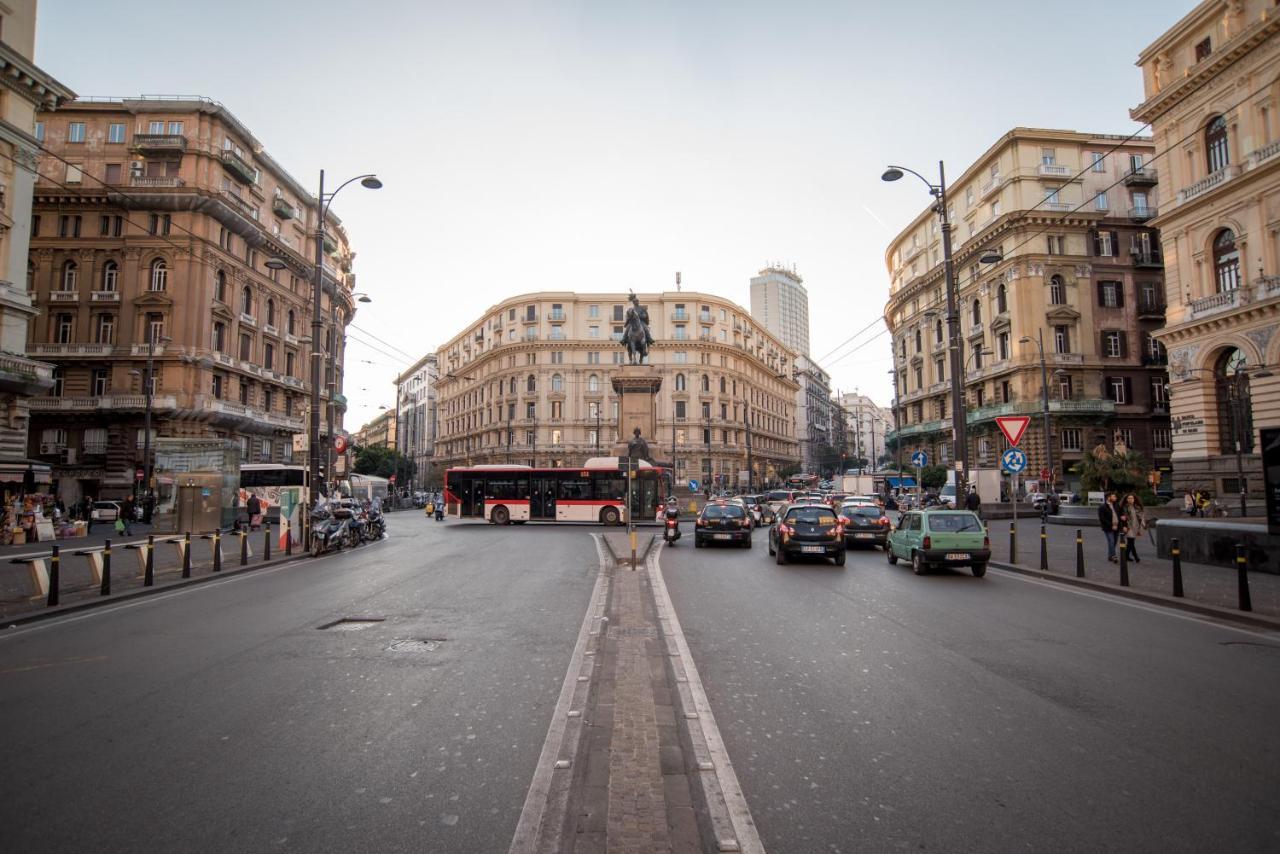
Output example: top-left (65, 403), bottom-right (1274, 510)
top-left (922, 535), bottom-right (932, 550)
top-left (778, 523), bottom-right (792, 536)
top-left (877, 516), bottom-right (889, 526)
top-left (833, 525), bottom-right (844, 538)
top-left (839, 515), bottom-right (851, 526)
top-left (984, 535), bottom-right (990, 548)
top-left (696, 518), bottom-right (707, 527)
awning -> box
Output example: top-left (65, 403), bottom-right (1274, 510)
top-left (0, 459), bottom-right (52, 486)
top-left (886, 476), bottom-right (916, 488)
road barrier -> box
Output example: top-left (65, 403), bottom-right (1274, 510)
top-left (48, 545), bottom-right (60, 606)
top-left (1008, 521), bottom-right (1016, 564)
top-left (1039, 525), bottom-right (1048, 571)
top-left (1171, 538), bottom-right (1184, 598)
top-left (1237, 544), bottom-right (1252, 612)
top-left (1075, 529), bottom-right (1085, 578)
top-left (201, 530), bottom-right (223, 572)
top-left (263, 524), bottom-right (271, 561)
top-left (1119, 536), bottom-right (1130, 587)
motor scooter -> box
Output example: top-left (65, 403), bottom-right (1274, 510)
top-left (310, 511), bottom-right (350, 558)
top-left (663, 511), bottom-right (681, 545)
top-left (366, 508), bottom-right (386, 540)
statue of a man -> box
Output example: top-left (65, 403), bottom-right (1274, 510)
top-left (627, 427), bottom-right (651, 462)
top-left (622, 291), bottom-right (653, 364)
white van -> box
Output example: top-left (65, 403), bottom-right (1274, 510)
top-left (938, 483), bottom-right (957, 509)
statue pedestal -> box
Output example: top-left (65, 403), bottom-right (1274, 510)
top-left (611, 367), bottom-right (663, 458)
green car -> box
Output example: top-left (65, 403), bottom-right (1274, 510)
top-left (886, 510), bottom-right (991, 577)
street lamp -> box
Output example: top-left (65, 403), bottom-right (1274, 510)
top-left (882, 162), bottom-right (968, 496)
top-left (1019, 330), bottom-right (1055, 490)
top-left (266, 171), bottom-right (381, 545)
top-left (1182, 362), bottom-right (1273, 517)
top-left (131, 333), bottom-right (172, 523)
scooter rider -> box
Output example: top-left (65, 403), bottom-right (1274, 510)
top-left (663, 496), bottom-right (681, 542)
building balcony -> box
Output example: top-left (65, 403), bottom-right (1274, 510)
top-left (29, 393), bottom-right (178, 412)
top-left (1251, 139), bottom-right (1280, 168)
top-left (90, 290), bottom-right (120, 303)
top-left (129, 343), bottom-right (166, 357)
top-left (221, 189), bottom-right (256, 219)
top-left (1128, 206), bottom-right (1157, 222)
top-left (1122, 168), bottom-right (1158, 187)
top-left (240, 312), bottom-right (256, 328)
top-left (672, 310), bottom-right (689, 321)
top-left (263, 324), bottom-right (278, 336)
top-left (885, 419), bottom-right (949, 442)
top-left (221, 149), bottom-right (257, 184)
top-left (548, 310), bottom-right (566, 321)
top-left (131, 134), bottom-right (187, 154)
top-left (272, 196), bottom-right (296, 219)
top-left (521, 313), bottom-right (538, 324)
top-left (213, 352), bottom-right (235, 367)
top-left (1178, 166), bottom-right (1234, 203)
top-left (49, 290), bottom-right (78, 302)
top-left (1051, 352), bottom-right (1083, 365)
top-left (1132, 250), bottom-right (1162, 269)
top-left (1137, 300), bottom-right (1166, 320)
top-left (29, 343), bottom-right (113, 357)
top-left (1037, 164), bottom-right (1072, 177)
top-left (0, 353), bottom-right (54, 396)
top-left (1043, 201), bottom-right (1073, 212)
top-left (979, 175), bottom-right (1001, 199)
top-left (1188, 289), bottom-right (1239, 320)
top-left (965, 398), bottom-right (1115, 425)
top-left (129, 175), bottom-right (185, 188)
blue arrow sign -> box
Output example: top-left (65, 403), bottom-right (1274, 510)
top-left (910, 450), bottom-right (929, 468)
top-left (688, 478), bottom-right (700, 492)
top-left (1001, 448), bottom-right (1028, 474)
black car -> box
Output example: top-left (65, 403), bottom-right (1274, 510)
top-left (695, 501), bottom-right (752, 548)
top-left (768, 503), bottom-right (846, 566)
top-left (839, 503), bottom-right (890, 549)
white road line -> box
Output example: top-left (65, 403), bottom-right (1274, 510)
top-left (990, 566), bottom-right (1280, 639)
top-left (508, 535), bottom-right (610, 853)
top-left (649, 541), bottom-right (765, 854)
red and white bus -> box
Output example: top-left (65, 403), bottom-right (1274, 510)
top-left (444, 458), bottom-right (670, 524)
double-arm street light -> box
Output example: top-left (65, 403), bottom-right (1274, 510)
top-left (131, 332), bottom-right (172, 523)
top-left (882, 163), bottom-right (969, 496)
top-left (267, 171), bottom-right (380, 541)
top-left (1019, 329), bottom-right (1057, 491)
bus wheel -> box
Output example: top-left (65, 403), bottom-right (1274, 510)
top-left (600, 506), bottom-right (621, 526)
top-left (491, 505), bottom-right (510, 525)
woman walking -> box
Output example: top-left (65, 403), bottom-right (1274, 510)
top-left (1121, 493), bottom-right (1147, 562)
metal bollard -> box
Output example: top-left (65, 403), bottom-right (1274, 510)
top-left (48, 544), bottom-right (60, 607)
top-left (144, 534), bottom-right (155, 587)
top-left (1009, 521), bottom-right (1016, 564)
top-left (1171, 537), bottom-right (1184, 598)
top-left (212, 530), bottom-right (222, 572)
top-left (101, 539), bottom-right (112, 596)
top-left (263, 524), bottom-right (271, 561)
top-left (284, 518), bottom-right (291, 556)
top-left (1119, 535), bottom-right (1130, 587)
top-left (1039, 525), bottom-right (1048, 571)
top-left (1236, 544), bottom-right (1252, 612)
top-left (1075, 529), bottom-right (1085, 578)
top-left (239, 530), bottom-right (248, 566)
top-left (182, 531), bottom-right (192, 579)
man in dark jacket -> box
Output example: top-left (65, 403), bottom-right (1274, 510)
top-left (1098, 492), bottom-right (1121, 562)
top-left (964, 487), bottom-right (981, 514)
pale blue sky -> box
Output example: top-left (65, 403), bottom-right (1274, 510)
top-left (37, 0), bottom-right (1195, 426)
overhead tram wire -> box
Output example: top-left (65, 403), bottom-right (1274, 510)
top-left (347, 324), bottom-right (416, 360)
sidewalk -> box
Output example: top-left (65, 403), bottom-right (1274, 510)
top-left (988, 518), bottom-right (1280, 618)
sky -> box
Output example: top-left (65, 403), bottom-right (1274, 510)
top-left (36, 0), bottom-right (1196, 430)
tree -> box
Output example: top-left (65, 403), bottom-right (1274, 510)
top-left (919, 464), bottom-right (949, 490)
top-left (353, 445), bottom-right (415, 483)
top-left (1072, 446), bottom-right (1149, 496)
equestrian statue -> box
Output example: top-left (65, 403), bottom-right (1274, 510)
top-left (621, 290), bottom-right (653, 365)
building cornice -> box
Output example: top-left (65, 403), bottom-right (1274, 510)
top-left (0, 40), bottom-right (74, 110)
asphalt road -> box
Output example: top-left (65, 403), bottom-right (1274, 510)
top-left (661, 533), bottom-right (1280, 853)
top-left (0, 515), bottom-right (600, 854)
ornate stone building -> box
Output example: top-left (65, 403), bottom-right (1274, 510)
top-left (28, 97), bottom-right (359, 503)
top-left (884, 128), bottom-right (1171, 492)
top-left (434, 291), bottom-right (801, 489)
top-left (1132, 0), bottom-right (1280, 502)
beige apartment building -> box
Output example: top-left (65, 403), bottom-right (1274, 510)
top-left (0, 1), bottom-right (73, 487)
top-left (352, 407), bottom-right (395, 451)
top-left (434, 292), bottom-right (801, 488)
top-left (28, 97), bottom-right (358, 503)
top-left (884, 128), bottom-right (1172, 492)
top-left (1132, 0), bottom-right (1280, 502)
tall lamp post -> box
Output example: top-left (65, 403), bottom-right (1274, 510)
top-left (1019, 329), bottom-right (1056, 491)
top-left (131, 332), bottom-right (172, 523)
top-left (882, 163), bottom-right (968, 496)
top-left (266, 172), bottom-right (380, 545)
top-left (1184, 362), bottom-right (1273, 517)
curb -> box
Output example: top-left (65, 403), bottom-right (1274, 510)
top-left (989, 560), bottom-right (1280, 632)
top-left (600, 532), bottom-right (656, 567)
top-left (1, 551), bottom-right (311, 629)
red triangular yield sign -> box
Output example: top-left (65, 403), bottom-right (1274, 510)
top-left (995, 415), bottom-right (1031, 447)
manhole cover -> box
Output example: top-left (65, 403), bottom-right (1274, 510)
top-left (388, 638), bottom-right (446, 653)
top-left (318, 617), bottom-right (386, 631)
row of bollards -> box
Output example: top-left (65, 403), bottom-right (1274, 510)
top-left (33, 524), bottom-right (284, 609)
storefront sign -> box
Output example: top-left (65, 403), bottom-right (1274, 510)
top-left (1172, 415), bottom-right (1204, 436)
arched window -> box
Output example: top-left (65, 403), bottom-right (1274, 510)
top-left (996, 283), bottom-right (1007, 314)
top-left (1049, 275), bottom-right (1065, 305)
top-left (214, 270), bottom-right (226, 302)
top-left (935, 319), bottom-right (943, 343)
top-left (914, 329), bottom-right (922, 352)
top-left (241, 286), bottom-right (253, 315)
top-left (551, 373), bottom-right (563, 392)
top-left (1206, 115), bottom-right (1230, 173)
top-left (719, 376), bottom-right (726, 394)
top-left (675, 373), bottom-right (686, 391)
top-left (286, 309), bottom-right (295, 335)
top-left (971, 298), bottom-right (981, 326)
top-left (509, 377), bottom-right (516, 394)
top-left (588, 374), bottom-right (599, 392)
top-left (101, 261), bottom-right (118, 292)
top-left (701, 374), bottom-right (710, 393)
top-left (1216, 348), bottom-right (1253, 454)
top-left (149, 259), bottom-right (167, 292)
top-left (1213, 228), bottom-right (1240, 293)
top-left (61, 260), bottom-right (77, 291)
top-left (266, 299), bottom-right (276, 327)
top-left (527, 375), bottom-right (536, 393)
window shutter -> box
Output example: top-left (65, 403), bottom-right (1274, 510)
top-left (1116, 280), bottom-right (1125, 307)
top-left (1092, 230), bottom-right (1101, 256)
top-left (1097, 282), bottom-right (1106, 307)
top-left (1110, 231), bottom-right (1120, 256)
top-left (1119, 331), bottom-right (1128, 358)
top-left (1123, 377), bottom-right (1132, 403)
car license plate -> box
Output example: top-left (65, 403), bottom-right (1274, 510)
top-left (945, 552), bottom-right (969, 560)
top-left (801, 545), bottom-right (824, 553)
top-left (714, 533), bottom-right (731, 540)
top-left (855, 533), bottom-right (874, 539)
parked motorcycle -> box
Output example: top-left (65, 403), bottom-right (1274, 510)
top-left (366, 508), bottom-right (386, 540)
top-left (310, 511), bottom-right (350, 558)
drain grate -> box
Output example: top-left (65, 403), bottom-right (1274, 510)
top-left (318, 617), bottom-right (386, 631)
top-left (388, 638), bottom-right (446, 653)
top-left (607, 626), bottom-right (657, 639)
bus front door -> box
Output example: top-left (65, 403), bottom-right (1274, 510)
top-left (530, 478), bottom-right (557, 520)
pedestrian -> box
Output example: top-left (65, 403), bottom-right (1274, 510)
top-left (1195, 491), bottom-right (1211, 518)
top-left (964, 486), bottom-right (981, 516)
top-left (1121, 493), bottom-right (1146, 562)
top-left (122, 495), bottom-right (135, 526)
top-left (246, 493), bottom-right (262, 531)
top-left (1098, 491), bottom-right (1121, 562)
top-left (83, 495), bottom-right (94, 533)
top-left (1183, 491), bottom-right (1196, 517)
